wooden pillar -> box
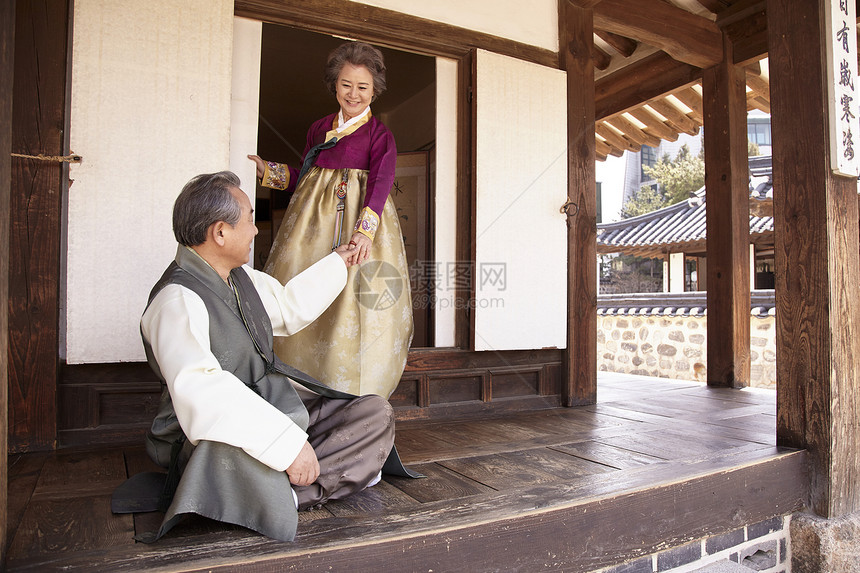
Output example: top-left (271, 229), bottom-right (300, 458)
top-left (702, 31), bottom-right (751, 388)
top-left (1, 0), bottom-right (15, 564)
top-left (559, 0), bottom-right (597, 406)
top-left (9, 0), bottom-right (72, 452)
top-left (768, 0), bottom-right (860, 518)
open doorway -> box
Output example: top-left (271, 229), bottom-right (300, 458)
top-left (253, 24), bottom-right (437, 347)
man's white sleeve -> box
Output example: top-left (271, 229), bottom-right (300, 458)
top-left (141, 284), bottom-right (308, 472)
top-left (246, 251), bottom-right (348, 336)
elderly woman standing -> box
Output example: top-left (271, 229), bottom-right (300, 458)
top-left (249, 41), bottom-right (413, 398)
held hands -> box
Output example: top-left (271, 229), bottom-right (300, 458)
top-left (333, 232), bottom-right (372, 267)
top-left (346, 232), bottom-right (372, 265)
top-left (286, 441), bottom-right (320, 486)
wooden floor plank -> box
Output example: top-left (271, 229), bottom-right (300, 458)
top-left (385, 462), bottom-right (495, 503)
top-left (5, 453), bottom-right (49, 550)
top-left (551, 440), bottom-right (665, 469)
top-left (596, 426), bottom-right (752, 460)
top-left (438, 447), bottom-right (614, 490)
top-left (33, 448), bottom-right (128, 497)
top-left (397, 410), bottom-right (646, 465)
top-left (679, 386), bottom-right (775, 406)
top-left (7, 494), bottom-right (135, 560)
top-left (324, 480), bottom-right (420, 517)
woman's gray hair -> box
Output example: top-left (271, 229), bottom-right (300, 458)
top-left (173, 171), bottom-right (242, 246)
top-left (324, 41), bottom-right (387, 100)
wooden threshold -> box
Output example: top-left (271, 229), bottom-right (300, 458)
top-left (6, 374), bottom-right (807, 573)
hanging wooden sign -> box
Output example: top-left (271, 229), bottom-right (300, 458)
top-left (826, 0), bottom-right (860, 177)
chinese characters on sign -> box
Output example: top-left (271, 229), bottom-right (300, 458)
top-left (827, 0), bottom-right (860, 177)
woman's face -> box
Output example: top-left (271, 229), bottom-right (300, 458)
top-left (336, 63), bottom-right (374, 121)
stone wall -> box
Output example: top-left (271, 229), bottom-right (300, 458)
top-left (598, 515), bottom-right (791, 573)
top-left (597, 313), bottom-right (776, 389)
top-left (597, 291), bottom-right (777, 389)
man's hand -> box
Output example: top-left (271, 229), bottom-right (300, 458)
top-left (334, 243), bottom-right (360, 267)
top-left (286, 441), bottom-right (320, 486)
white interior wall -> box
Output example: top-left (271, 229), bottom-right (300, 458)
top-left (351, 0), bottom-right (558, 52)
top-left (229, 18), bottom-right (263, 195)
top-left (474, 50), bottom-right (568, 351)
top-left (67, 0), bottom-right (234, 363)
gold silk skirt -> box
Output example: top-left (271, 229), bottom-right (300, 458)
top-left (264, 166), bottom-right (414, 398)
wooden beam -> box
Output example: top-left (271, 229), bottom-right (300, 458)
top-left (671, 87), bottom-right (705, 122)
top-left (235, 0), bottom-right (559, 70)
top-left (593, 0), bottom-right (723, 68)
top-left (646, 99), bottom-right (701, 135)
top-left (627, 107), bottom-right (680, 142)
top-left (744, 66), bottom-right (770, 100)
top-left (9, 0), bottom-right (71, 453)
top-left (702, 32), bottom-right (751, 389)
top-left (605, 114), bottom-right (662, 147)
top-left (1, 0), bottom-right (15, 564)
top-left (723, 6), bottom-right (768, 66)
top-left (748, 94), bottom-right (770, 113)
top-left (595, 29), bottom-right (637, 57)
top-left (596, 122), bottom-right (640, 152)
top-left (595, 138), bottom-right (612, 160)
top-left (592, 43), bottom-right (612, 70)
top-left (595, 51), bottom-right (701, 120)
top-left (560, 0), bottom-right (597, 407)
top-left (715, 0), bottom-right (766, 27)
top-left (698, 0), bottom-right (732, 13)
top-left (768, 0), bottom-right (860, 518)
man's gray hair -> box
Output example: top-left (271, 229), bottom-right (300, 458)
top-left (173, 171), bottom-right (243, 246)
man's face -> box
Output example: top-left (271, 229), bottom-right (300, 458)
top-left (225, 186), bottom-right (258, 268)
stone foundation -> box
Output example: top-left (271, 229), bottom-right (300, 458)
top-left (597, 313), bottom-right (776, 389)
top-left (790, 511), bottom-right (860, 573)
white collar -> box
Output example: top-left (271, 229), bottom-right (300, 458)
top-left (336, 106), bottom-right (371, 133)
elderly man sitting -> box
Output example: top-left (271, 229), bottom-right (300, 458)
top-left (118, 171), bottom-right (411, 542)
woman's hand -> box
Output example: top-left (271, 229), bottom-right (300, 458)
top-left (247, 154), bottom-right (266, 179)
top-left (347, 232), bottom-right (372, 265)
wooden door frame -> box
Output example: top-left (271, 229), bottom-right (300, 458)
top-left (234, 0), bottom-right (590, 403)
top-left (1, 0), bottom-right (15, 563)
top-left (8, 0), bottom-right (72, 454)
top-left (236, 1), bottom-right (511, 350)
top-left (559, 1), bottom-right (598, 406)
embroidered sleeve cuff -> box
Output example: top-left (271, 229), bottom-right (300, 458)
top-left (353, 207), bottom-right (380, 241)
top-left (261, 161), bottom-right (290, 190)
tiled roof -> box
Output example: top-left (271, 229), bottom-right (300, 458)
top-left (598, 289), bottom-right (776, 317)
top-left (597, 155), bottom-right (774, 258)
